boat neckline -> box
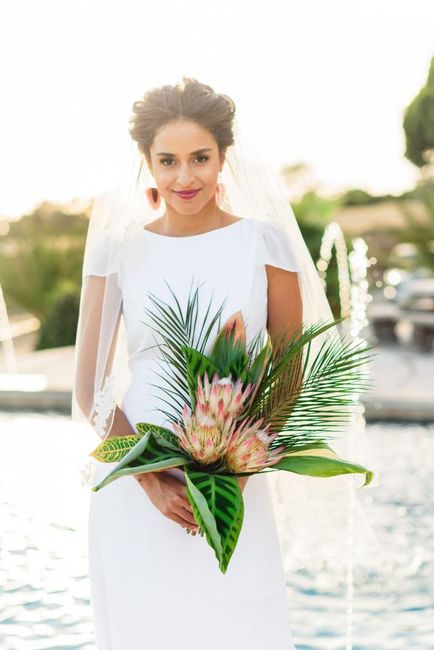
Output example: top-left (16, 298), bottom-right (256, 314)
top-left (141, 217), bottom-right (248, 240)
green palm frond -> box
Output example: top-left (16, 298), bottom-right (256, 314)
top-left (246, 327), bottom-right (266, 360)
top-left (140, 279), bottom-right (227, 423)
top-left (139, 281), bottom-right (376, 453)
top-left (252, 323), bottom-right (377, 451)
top-left (247, 319), bottom-right (344, 417)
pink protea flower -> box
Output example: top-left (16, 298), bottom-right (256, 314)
top-left (172, 403), bottom-right (237, 464)
top-left (196, 370), bottom-right (253, 426)
top-left (223, 415), bottom-right (287, 473)
top-left (171, 371), bottom-right (254, 465)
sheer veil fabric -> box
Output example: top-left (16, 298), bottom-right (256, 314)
top-left (72, 114), bottom-right (380, 577)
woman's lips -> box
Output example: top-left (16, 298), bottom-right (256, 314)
top-left (174, 189), bottom-right (201, 200)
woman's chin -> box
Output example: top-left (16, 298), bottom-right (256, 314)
top-left (167, 199), bottom-right (211, 216)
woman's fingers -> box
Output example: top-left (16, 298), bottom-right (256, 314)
top-left (173, 503), bottom-right (197, 528)
top-left (171, 510), bottom-right (198, 530)
top-left (181, 506), bottom-right (198, 527)
top-left (169, 512), bottom-right (193, 528)
top-left (171, 487), bottom-right (196, 523)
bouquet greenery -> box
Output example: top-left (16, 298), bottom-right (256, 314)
top-left (89, 284), bottom-right (375, 573)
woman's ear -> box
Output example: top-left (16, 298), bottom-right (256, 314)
top-left (219, 147), bottom-right (226, 169)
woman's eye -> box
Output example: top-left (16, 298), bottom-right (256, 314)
top-left (160, 155), bottom-right (209, 166)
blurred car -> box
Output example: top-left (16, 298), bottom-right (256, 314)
top-left (396, 278), bottom-right (434, 312)
top-left (368, 278), bottom-right (434, 350)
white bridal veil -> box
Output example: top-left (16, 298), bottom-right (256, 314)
top-left (72, 99), bottom-right (380, 576)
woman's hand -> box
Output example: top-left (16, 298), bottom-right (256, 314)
top-left (135, 471), bottom-right (248, 533)
top-left (237, 476), bottom-right (249, 493)
top-left (135, 471), bottom-right (199, 532)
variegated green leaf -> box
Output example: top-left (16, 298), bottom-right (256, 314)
top-left (134, 431), bottom-right (187, 467)
top-left (91, 427), bottom-right (153, 492)
top-left (136, 422), bottom-right (182, 453)
top-left (93, 456), bottom-right (189, 491)
top-left (273, 454), bottom-right (374, 486)
top-left (90, 434), bottom-right (142, 463)
top-left (91, 426), bottom-right (190, 492)
top-left (135, 421), bottom-right (158, 438)
top-left (184, 469), bottom-right (244, 574)
top-left (184, 470), bottom-right (222, 558)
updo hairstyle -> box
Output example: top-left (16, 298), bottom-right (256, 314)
top-left (128, 76), bottom-right (236, 167)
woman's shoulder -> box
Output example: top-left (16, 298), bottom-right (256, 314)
top-left (252, 218), bottom-right (300, 273)
top-left (82, 233), bottom-right (122, 277)
top-left (244, 217), bottom-right (287, 234)
top-left (250, 218), bottom-right (286, 234)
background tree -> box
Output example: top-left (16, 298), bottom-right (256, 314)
top-left (0, 201), bottom-right (89, 349)
top-left (403, 55), bottom-right (434, 170)
top-left (401, 55), bottom-right (434, 272)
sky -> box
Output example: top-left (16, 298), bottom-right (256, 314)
top-left (0, 0), bottom-right (433, 219)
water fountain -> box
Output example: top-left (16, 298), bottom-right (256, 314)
top-left (0, 284), bottom-right (17, 373)
top-left (316, 222), bottom-right (374, 650)
top-left (0, 283), bottom-right (47, 392)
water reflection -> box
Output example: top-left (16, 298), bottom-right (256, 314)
top-left (0, 412), bottom-right (433, 649)
top-left (0, 412), bottom-right (94, 650)
top-left (288, 421), bottom-right (434, 649)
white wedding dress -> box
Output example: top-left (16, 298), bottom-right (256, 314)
top-left (87, 217), bottom-right (299, 649)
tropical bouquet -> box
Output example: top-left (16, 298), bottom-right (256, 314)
top-left (89, 284), bottom-right (376, 573)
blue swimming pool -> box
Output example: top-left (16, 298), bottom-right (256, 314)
top-left (0, 412), bottom-right (432, 649)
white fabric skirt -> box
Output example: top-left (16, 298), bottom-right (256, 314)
top-left (88, 454), bottom-right (297, 649)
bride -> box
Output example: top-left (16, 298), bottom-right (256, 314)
top-left (72, 76), bottom-right (376, 649)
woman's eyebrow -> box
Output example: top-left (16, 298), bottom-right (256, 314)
top-left (155, 147), bottom-right (212, 156)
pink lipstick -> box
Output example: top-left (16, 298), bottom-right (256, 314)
top-left (174, 189), bottom-right (201, 200)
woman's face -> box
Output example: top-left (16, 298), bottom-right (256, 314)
top-left (148, 119), bottom-right (223, 214)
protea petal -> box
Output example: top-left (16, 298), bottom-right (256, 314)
top-left (196, 370), bottom-right (254, 426)
top-left (171, 397), bottom-right (236, 465)
top-left (223, 417), bottom-right (287, 473)
top-left (219, 310), bottom-right (247, 345)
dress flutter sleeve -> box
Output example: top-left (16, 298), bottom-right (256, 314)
top-left (259, 220), bottom-right (301, 273)
top-left (82, 234), bottom-right (120, 277)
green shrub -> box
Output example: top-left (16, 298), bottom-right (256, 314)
top-left (36, 285), bottom-right (81, 350)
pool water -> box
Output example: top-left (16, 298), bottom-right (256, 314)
top-left (0, 412), bottom-right (432, 649)
top-left (287, 420), bottom-right (434, 649)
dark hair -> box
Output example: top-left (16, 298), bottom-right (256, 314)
top-left (128, 76), bottom-right (236, 165)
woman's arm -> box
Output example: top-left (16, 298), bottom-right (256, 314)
top-left (74, 274), bottom-right (121, 428)
top-left (73, 273), bottom-right (196, 527)
top-left (74, 274), bottom-right (158, 489)
top-left (266, 264), bottom-right (303, 348)
top-left (265, 263), bottom-right (304, 435)
top-left (237, 265), bottom-right (303, 494)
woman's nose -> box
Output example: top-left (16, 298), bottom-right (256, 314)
top-left (177, 165), bottom-right (195, 186)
